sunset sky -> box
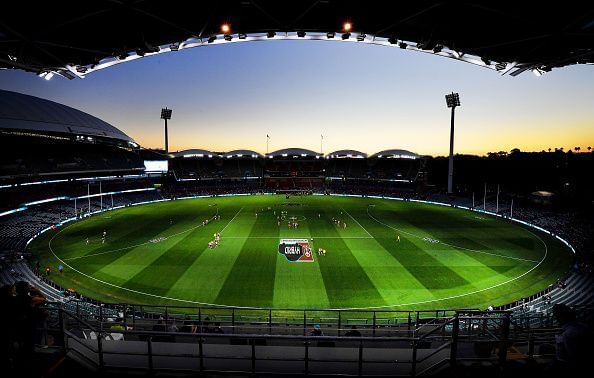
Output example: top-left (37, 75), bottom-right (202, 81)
top-left (1, 40), bottom-right (593, 156)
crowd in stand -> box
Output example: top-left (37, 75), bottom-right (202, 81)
top-left (0, 281), bottom-right (48, 370)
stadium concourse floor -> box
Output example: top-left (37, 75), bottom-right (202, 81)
top-left (28, 194), bottom-right (572, 312)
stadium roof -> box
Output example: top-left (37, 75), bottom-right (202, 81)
top-left (0, 89), bottom-right (134, 143)
top-left (222, 149), bottom-right (263, 158)
top-left (2, 1), bottom-right (593, 79)
top-left (267, 148), bottom-right (322, 158)
top-left (369, 149), bottom-right (418, 159)
top-left (171, 149), bottom-right (216, 158)
top-left (326, 150), bottom-right (368, 159)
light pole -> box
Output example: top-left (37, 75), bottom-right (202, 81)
top-left (445, 92), bottom-right (460, 194)
top-left (160, 107), bottom-right (173, 155)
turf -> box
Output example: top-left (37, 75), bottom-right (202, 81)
top-left (28, 194), bottom-right (573, 311)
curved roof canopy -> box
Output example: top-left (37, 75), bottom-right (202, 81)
top-left (326, 150), bottom-right (367, 159)
top-left (222, 149), bottom-right (263, 158)
top-left (172, 149), bottom-right (217, 158)
top-left (267, 148), bottom-right (322, 158)
top-left (370, 149), bottom-right (418, 159)
top-left (2, 1), bottom-right (593, 79)
top-left (0, 89), bottom-right (134, 143)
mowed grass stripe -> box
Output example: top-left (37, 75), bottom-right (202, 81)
top-left (366, 204), bottom-right (541, 286)
top-left (120, 229), bottom-right (212, 297)
top-left (60, 201), bottom-right (216, 264)
top-left (214, 205), bottom-right (278, 307)
top-left (357, 207), bottom-right (472, 291)
top-left (89, 207), bottom-right (229, 285)
top-left (165, 205), bottom-right (258, 304)
top-left (274, 205), bottom-right (330, 309)
top-left (311, 208), bottom-right (386, 308)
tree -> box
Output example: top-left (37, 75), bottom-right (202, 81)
top-left (574, 146), bottom-right (580, 152)
top-left (548, 148), bottom-right (552, 152)
top-left (588, 146), bottom-right (592, 151)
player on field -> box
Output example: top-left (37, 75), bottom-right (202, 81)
top-left (397, 235), bottom-right (400, 242)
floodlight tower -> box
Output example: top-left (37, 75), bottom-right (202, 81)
top-left (445, 92), bottom-right (460, 194)
top-left (160, 107), bottom-right (172, 155)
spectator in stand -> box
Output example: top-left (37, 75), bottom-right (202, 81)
top-left (309, 324), bottom-right (323, 336)
top-left (0, 284), bottom-right (15, 367)
top-left (551, 304), bottom-right (591, 376)
top-left (345, 325), bottom-right (361, 337)
top-left (212, 322), bottom-right (224, 334)
top-left (12, 281), bottom-right (47, 355)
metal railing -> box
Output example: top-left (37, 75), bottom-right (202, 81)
top-left (40, 305), bottom-right (566, 376)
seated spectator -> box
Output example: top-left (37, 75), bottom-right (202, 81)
top-left (345, 325), bottom-right (361, 337)
top-left (551, 304), bottom-right (591, 376)
top-left (212, 322), bottom-right (224, 334)
top-left (309, 324), bottom-right (323, 336)
top-left (180, 320), bottom-right (197, 333)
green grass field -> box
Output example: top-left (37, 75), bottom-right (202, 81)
top-left (28, 195), bottom-right (573, 311)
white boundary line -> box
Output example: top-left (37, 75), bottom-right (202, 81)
top-left (366, 206), bottom-right (540, 263)
top-left (64, 207), bottom-right (220, 261)
top-left (222, 236), bottom-right (374, 239)
top-left (219, 207), bottom-right (243, 234)
top-left (38, 194), bottom-right (560, 311)
top-left (342, 208), bottom-right (374, 238)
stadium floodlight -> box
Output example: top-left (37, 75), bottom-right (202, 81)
top-left (445, 92), bottom-right (460, 194)
top-left (160, 108), bottom-right (172, 155)
top-left (445, 92), bottom-right (460, 108)
top-left (221, 23), bottom-right (231, 34)
top-left (297, 31), bottom-right (306, 38)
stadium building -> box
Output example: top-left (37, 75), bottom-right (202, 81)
top-left (1, 2), bottom-right (593, 377)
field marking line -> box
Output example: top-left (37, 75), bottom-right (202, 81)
top-left (44, 198), bottom-right (551, 311)
top-left (47, 209), bottom-right (550, 311)
top-left (221, 236), bottom-right (374, 239)
top-left (366, 205), bottom-right (539, 264)
top-left (219, 207), bottom-right (243, 234)
top-left (64, 207), bottom-right (220, 261)
top-left (342, 208), bottom-right (374, 238)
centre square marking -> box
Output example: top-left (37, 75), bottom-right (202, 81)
top-left (278, 238), bottom-right (314, 262)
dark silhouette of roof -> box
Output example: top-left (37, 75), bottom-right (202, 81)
top-left (267, 148), bottom-right (321, 157)
top-left (0, 89), bottom-right (134, 142)
top-left (2, 1), bottom-right (593, 78)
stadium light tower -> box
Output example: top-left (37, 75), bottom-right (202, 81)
top-left (445, 92), bottom-right (460, 194)
top-left (160, 107), bottom-right (172, 155)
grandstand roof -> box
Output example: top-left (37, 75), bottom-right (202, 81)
top-left (222, 150), bottom-right (263, 158)
top-left (326, 150), bottom-right (368, 159)
top-left (171, 149), bottom-right (217, 158)
top-left (0, 90), bottom-right (134, 143)
top-left (267, 148), bottom-right (322, 158)
top-left (2, 1), bottom-right (593, 79)
top-left (370, 149), bottom-right (418, 159)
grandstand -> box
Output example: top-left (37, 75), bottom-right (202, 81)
top-left (0, 90), bottom-right (144, 184)
top-left (1, 2), bottom-right (594, 376)
top-left (0, 89), bottom-right (592, 377)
